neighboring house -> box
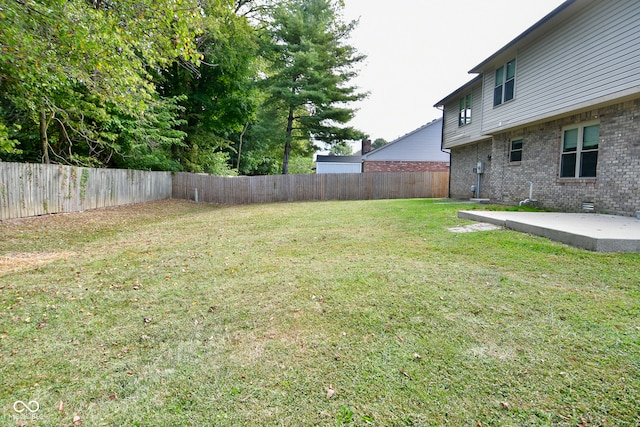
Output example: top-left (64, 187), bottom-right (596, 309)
top-left (434, 0), bottom-right (640, 216)
top-left (361, 118), bottom-right (450, 173)
top-left (315, 155), bottom-right (362, 174)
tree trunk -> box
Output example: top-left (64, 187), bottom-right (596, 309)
top-left (282, 105), bottom-right (294, 175)
top-left (236, 122), bottom-right (248, 171)
top-left (39, 107), bottom-right (50, 164)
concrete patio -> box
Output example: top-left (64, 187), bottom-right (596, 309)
top-left (458, 210), bottom-right (640, 252)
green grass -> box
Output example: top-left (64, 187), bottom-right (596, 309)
top-left (1, 199), bottom-right (639, 426)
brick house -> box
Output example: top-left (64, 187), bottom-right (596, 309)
top-left (434, 0), bottom-right (640, 216)
top-left (361, 118), bottom-right (450, 173)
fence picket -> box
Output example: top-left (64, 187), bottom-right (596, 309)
top-left (1, 161), bottom-right (449, 220)
top-left (0, 162), bottom-right (172, 220)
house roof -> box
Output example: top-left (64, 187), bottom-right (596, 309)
top-left (362, 117), bottom-right (444, 159)
top-left (315, 155), bottom-right (362, 163)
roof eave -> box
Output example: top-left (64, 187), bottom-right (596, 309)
top-left (434, 75), bottom-right (483, 108)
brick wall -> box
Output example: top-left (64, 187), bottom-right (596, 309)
top-left (363, 161), bottom-right (450, 173)
top-left (449, 140), bottom-right (492, 199)
top-left (449, 98), bottom-right (640, 216)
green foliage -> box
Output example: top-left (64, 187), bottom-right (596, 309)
top-left (259, 0), bottom-right (367, 173)
top-left (0, 0), bottom-right (367, 175)
top-left (372, 138), bottom-right (388, 150)
top-left (0, 117), bottom-right (21, 156)
top-left (287, 156), bottom-right (314, 174)
top-left (0, 0), bottom-right (202, 166)
top-left (159, 2), bottom-right (260, 173)
top-left (330, 141), bottom-right (353, 155)
top-left (336, 405), bottom-right (354, 425)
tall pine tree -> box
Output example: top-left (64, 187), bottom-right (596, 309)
top-left (260, 0), bottom-right (367, 174)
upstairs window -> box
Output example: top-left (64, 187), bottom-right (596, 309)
top-left (493, 58), bottom-right (516, 106)
top-left (560, 123), bottom-right (600, 178)
top-left (509, 139), bottom-right (523, 163)
top-left (458, 94), bottom-right (472, 126)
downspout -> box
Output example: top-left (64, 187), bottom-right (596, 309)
top-left (436, 106), bottom-right (451, 199)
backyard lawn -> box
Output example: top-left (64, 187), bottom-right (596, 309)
top-left (1, 199), bottom-right (638, 426)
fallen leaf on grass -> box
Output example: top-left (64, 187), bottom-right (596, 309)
top-left (500, 401), bottom-right (509, 409)
top-left (73, 414), bottom-right (83, 425)
top-left (326, 385), bottom-right (335, 399)
top-left (58, 401), bottom-right (64, 413)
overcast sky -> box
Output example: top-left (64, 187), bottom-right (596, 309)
top-left (340, 0), bottom-right (566, 145)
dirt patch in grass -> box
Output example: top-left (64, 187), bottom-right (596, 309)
top-left (0, 251), bottom-right (75, 274)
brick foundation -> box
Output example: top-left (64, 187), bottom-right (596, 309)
top-left (449, 98), bottom-right (640, 216)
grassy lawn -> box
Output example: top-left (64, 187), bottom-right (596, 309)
top-left (1, 199), bottom-right (639, 426)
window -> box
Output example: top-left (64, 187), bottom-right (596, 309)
top-left (510, 139), bottom-right (523, 163)
top-left (458, 94), bottom-right (472, 126)
top-left (493, 58), bottom-right (516, 106)
top-left (560, 123), bottom-right (600, 178)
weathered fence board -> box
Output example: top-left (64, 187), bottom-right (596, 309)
top-left (1, 162), bottom-right (449, 221)
top-left (0, 162), bottom-right (172, 220)
top-left (172, 171), bottom-right (449, 205)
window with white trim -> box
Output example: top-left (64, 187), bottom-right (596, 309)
top-left (493, 58), bottom-right (516, 106)
top-left (560, 123), bottom-right (600, 178)
top-left (458, 94), bottom-right (472, 126)
top-left (509, 139), bottom-right (523, 163)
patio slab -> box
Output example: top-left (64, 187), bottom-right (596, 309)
top-left (458, 211), bottom-right (640, 252)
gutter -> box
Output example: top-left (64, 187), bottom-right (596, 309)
top-left (435, 105), bottom-right (452, 199)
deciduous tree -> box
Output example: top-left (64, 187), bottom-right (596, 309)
top-left (0, 0), bottom-right (203, 166)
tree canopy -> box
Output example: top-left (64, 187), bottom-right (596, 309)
top-left (0, 0), bottom-right (367, 175)
top-left (259, 0), bottom-right (367, 173)
top-left (372, 138), bottom-right (389, 150)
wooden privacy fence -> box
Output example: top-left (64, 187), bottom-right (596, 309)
top-left (0, 161), bottom-right (449, 220)
top-left (0, 162), bottom-right (172, 220)
top-left (172, 172), bottom-right (449, 205)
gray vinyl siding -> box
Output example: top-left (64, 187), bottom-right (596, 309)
top-left (316, 162), bottom-right (362, 174)
top-left (481, 0), bottom-right (640, 133)
top-left (442, 83), bottom-right (486, 149)
top-left (364, 119), bottom-right (449, 162)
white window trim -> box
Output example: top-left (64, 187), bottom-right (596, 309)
top-left (493, 58), bottom-right (517, 107)
top-left (458, 94), bottom-right (472, 127)
top-left (559, 120), bottom-right (600, 179)
top-left (509, 138), bottom-right (523, 164)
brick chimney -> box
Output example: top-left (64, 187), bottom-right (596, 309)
top-left (362, 139), bottom-right (372, 154)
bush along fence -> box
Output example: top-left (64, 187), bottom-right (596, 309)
top-left (0, 162), bottom-right (172, 220)
top-left (0, 161), bottom-right (450, 220)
